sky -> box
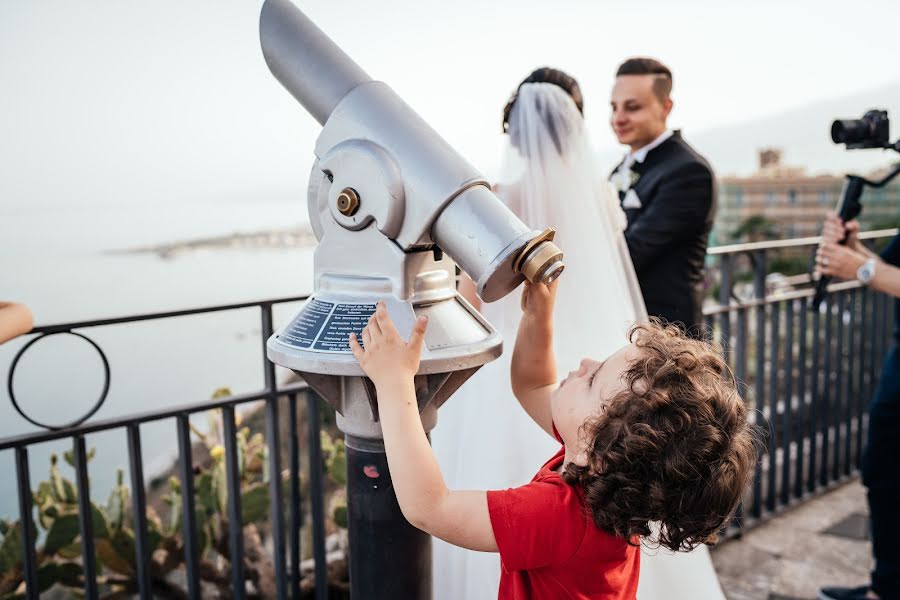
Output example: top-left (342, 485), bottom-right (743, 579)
top-left (1, 0), bottom-right (899, 215)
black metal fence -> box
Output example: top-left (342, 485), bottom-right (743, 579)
top-left (1, 230), bottom-right (896, 598)
top-left (705, 229), bottom-right (897, 532)
top-left (2, 298), bottom-right (334, 600)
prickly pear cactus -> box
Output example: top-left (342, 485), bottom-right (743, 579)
top-left (0, 388), bottom-right (298, 599)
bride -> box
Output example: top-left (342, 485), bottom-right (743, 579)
top-left (432, 67), bottom-right (726, 599)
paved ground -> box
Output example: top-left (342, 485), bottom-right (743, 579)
top-left (711, 479), bottom-right (873, 600)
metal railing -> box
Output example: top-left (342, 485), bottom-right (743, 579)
top-left (704, 229), bottom-right (897, 532)
top-left (1, 229), bottom-right (897, 597)
top-left (2, 296), bottom-right (334, 600)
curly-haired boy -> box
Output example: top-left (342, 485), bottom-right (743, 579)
top-left (350, 280), bottom-right (758, 599)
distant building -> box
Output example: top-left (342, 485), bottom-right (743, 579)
top-left (712, 148), bottom-right (900, 245)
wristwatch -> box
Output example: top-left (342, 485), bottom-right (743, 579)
top-left (856, 258), bottom-right (877, 285)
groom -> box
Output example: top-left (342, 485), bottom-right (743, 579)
top-left (609, 57), bottom-right (716, 337)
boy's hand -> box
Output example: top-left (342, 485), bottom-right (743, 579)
top-left (511, 279), bottom-right (558, 439)
top-left (520, 279), bottom-right (558, 324)
top-left (349, 302), bottom-right (428, 389)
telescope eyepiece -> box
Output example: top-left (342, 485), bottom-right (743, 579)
top-left (542, 260), bottom-right (565, 285)
top-left (513, 228), bottom-right (565, 286)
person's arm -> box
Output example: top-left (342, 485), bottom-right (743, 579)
top-left (349, 303), bottom-right (498, 551)
top-left (623, 162), bottom-right (713, 272)
top-left (0, 302), bottom-right (34, 344)
top-left (817, 241), bottom-right (900, 298)
top-left (510, 281), bottom-right (558, 438)
top-left (869, 261), bottom-right (900, 298)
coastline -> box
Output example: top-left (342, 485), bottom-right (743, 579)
top-left (105, 224), bottom-right (318, 260)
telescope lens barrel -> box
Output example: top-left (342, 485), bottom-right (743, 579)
top-left (260, 0), bottom-right (371, 125)
top-left (260, 0), bottom-right (567, 304)
top-left (432, 185), bottom-right (565, 301)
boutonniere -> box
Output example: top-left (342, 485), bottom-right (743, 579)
top-left (611, 167), bottom-right (640, 193)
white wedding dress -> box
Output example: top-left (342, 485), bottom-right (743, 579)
top-left (431, 82), bottom-right (725, 600)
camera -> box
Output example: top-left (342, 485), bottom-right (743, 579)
top-left (831, 109), bottom-right (890, 149)
top-left (813, 109), bottom-right (900, 310)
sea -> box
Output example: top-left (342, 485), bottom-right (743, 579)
top-left (0, 197), bottom-right (316, 519)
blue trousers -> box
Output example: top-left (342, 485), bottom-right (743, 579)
top-left (862, 346), bottom-right (900, 599)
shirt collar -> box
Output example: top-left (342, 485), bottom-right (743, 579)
top-left (628, 129), bottom-right (674, 164)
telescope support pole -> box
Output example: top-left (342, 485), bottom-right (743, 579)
top-left (345, 436), bottom-right (433, 600)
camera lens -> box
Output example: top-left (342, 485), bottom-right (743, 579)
top-left (831, 119), bottom-right (869, 144)
top-left (831, 110), bottom-right (889, 148)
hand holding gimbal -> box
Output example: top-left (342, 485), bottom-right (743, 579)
top-left (811, 110), bottom-right (900, 309)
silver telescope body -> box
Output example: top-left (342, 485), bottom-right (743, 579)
top-left (260, 0), bottom-right (564, 301)
top-left (259, 0), bottom-right (367, 126)
top-left (261, 0), bottom-right (565, 443)
top-left (259, 6), bottom-right (567, 596)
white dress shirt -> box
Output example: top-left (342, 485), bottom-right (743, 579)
top-left (628, 128), bottom-right (674, 165)
top-left (611, 129), bottom-right (674, 209)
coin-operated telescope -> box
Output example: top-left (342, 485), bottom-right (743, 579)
top-left (259, 1), bottom-right (565, 598)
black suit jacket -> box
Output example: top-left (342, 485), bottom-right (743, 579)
top-left (612, 131), bottom-right (716, 335)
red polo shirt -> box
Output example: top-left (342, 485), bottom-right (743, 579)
top-left (487, 444), bottom-right (639, 599)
